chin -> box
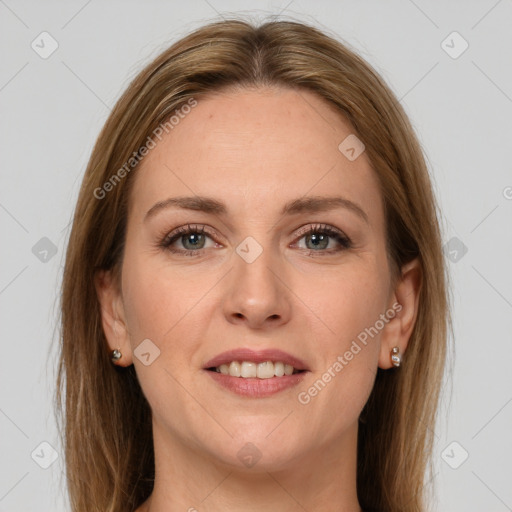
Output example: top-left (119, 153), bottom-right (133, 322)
top-left (203, 432), bottom-right (307, 473)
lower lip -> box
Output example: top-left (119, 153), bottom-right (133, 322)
top-left (204, 369), bottom-right (308, 398)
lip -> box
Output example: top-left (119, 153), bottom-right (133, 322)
top-left (205, 370), bottom-right (309, 398)
top-left (203, 348), bottom-right (310, 371)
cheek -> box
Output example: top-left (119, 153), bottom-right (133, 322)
top-left (306, 264), bottom-right (389, 349)
top-left (121, 250), bottom-right (209, 341)
top-left (296, 262), bottom-right (388, 411)
top-left (119, 252), bottom-right (207, 407)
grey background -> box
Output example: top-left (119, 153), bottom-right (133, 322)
top-left (1, 1), bottom-right (511, 511)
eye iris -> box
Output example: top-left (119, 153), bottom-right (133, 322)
top-left (307, 233), bottom-right (329, 250)
top-left (182, 233), bottom-right (205, 250)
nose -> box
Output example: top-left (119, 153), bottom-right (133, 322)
top-left (222, 241), bottom-right (292, 330)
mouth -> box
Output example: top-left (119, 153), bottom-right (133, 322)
top-left (203, 347), bottom-right (309, 376)
top-left (203, 348), bottom-right (310, 397)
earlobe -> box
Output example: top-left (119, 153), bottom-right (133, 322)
top-left (378, 258), bottom-right (422, 369)
top-left (94, 269), bottom-right (134, 366)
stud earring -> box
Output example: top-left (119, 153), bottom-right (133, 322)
top-left (111, 349), bottom-right (122, 363)
top-left (390, 346), bottom-right (401, 368)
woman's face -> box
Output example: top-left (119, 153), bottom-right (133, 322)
top-left (99, 87), bottom-right (412, 472)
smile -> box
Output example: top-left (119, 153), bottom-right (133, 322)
top-left (203, 348), bottom-right (310, 397)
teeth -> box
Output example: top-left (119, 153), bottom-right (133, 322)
top-left (241, 361), bottom-right (257, 378)
top-left (274, 361), bottom-right (285, 377)
top-left (229, 361), bottom-right (240, 377)
top-left (214, 361), bottom-right (299, 378)
top-left (257, 361), bottom-right (274, 379)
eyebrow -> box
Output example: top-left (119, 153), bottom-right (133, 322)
top-left (144, 195), bottom-right (369, 224)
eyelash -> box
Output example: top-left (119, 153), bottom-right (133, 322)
top-left (158, 223), bottom-right (352, 258)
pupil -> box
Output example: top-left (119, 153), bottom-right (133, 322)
top-left (184, 233), bottom-right (204, 249)
top-left (308, 233), bottom-right (328, 250)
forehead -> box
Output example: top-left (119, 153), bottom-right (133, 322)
top-left (129, 87), bottom-right (383, 225)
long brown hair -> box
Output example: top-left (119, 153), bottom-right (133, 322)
top-left (56, 18), bottom-right (448, 512)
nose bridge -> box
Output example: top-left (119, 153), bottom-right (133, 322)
top-left (223, 232), bottom-right (291, 327)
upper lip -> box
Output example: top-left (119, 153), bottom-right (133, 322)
top-left (204, 348), bottom-right (310, 371)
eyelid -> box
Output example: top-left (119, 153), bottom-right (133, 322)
top-left (294, 223), bottom-right (346, 239)
top-left (160, 223), bottom-right (219, 245)
top-left (291, 223), bottom-right (352, 252)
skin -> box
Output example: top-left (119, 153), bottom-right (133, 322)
top-left (96, 87), bottom-right (420, 512)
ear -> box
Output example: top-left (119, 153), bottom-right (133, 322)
top-left (378, 258), bottom-right (422, 369)
top-left (94, 269), bottom-right (133, 366)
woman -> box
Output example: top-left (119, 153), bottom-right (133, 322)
top-left (56, 18), bottom-right (448, 512)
